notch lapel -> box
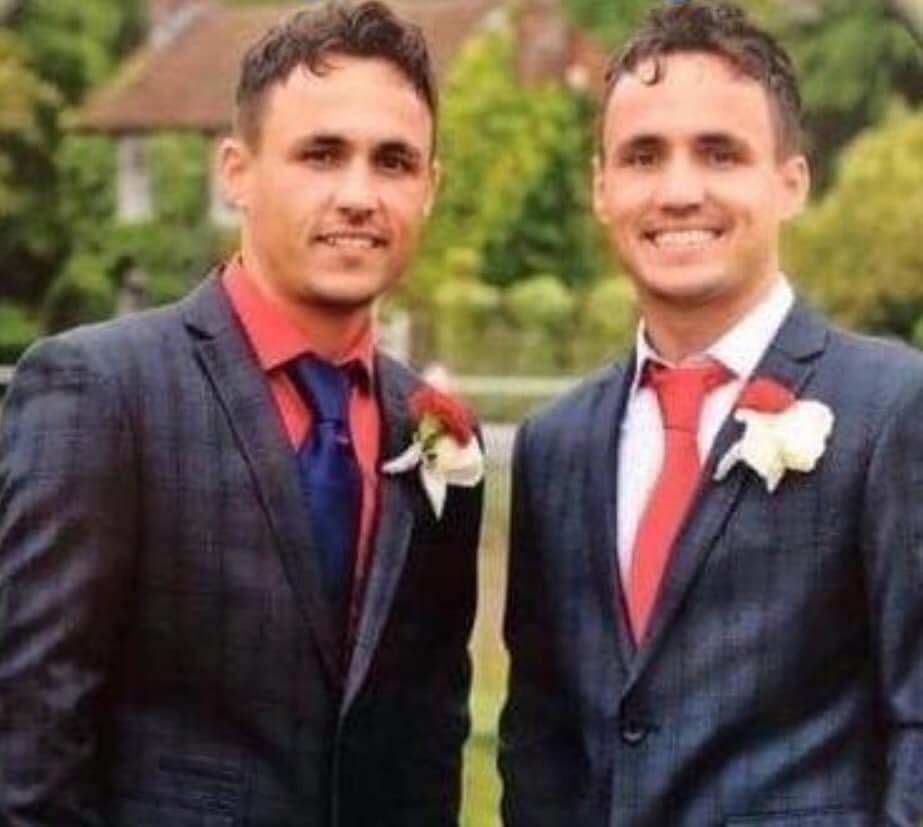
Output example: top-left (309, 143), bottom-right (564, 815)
top-left (623, 302), bottom-right (829, 691)
top-left (341, 355), bottom-right (419, 716)
top-left (182, 276), bottom-right (342, 686)
top-left (585, 358), bottom-right (638, 671)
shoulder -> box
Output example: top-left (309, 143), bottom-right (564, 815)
top-left (517, 361), bottom-right (628, 452)
top-left (13, 301), bottom-right (186, 389)
top-left (821, 323), bottom-right (923, 414)
top-left (375, 351), bottom-right (422, 397)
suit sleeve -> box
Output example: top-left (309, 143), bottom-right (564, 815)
top-left (861, 375), bottom-right (923, 826)
top-left (0, 337), bottom-right (138, 825)
top-left (498, 420), bottom-right (571, 825)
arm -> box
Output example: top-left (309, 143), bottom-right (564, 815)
top-left (499, 420), bottom-right (572, 825)
top-left (0, 337), bottom-right (137, 825)
top-left (861, 374), bottom-right (923, 826)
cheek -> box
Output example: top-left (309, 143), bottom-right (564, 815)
top-left (390, 190), bottom-right (430, 238)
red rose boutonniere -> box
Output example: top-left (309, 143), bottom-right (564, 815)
top-left (714, 377), bottom-right (834, 492)
top-left (382, 386), bottom-right (484, 518)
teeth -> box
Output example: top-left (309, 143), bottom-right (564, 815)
top-left (320, 235), bottom-right (379, 249)
top-left (651, 229), bottom-right (718, 247)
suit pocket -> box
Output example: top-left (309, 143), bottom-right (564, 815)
top-left (108, 795), bottom-right (235, 826)
top-left (109, 756), bottom-right (243, 825)
top-left (726, 806), bottom-right (871, 826)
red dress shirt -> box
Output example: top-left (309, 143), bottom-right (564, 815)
top-left (222, 258), bottom-right (381, 638)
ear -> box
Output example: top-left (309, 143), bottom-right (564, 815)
top-left (217, 136), bottom-right (253, 213)
top-left (423, 157), bottom-right (441, 218)
top-left (592, 153), bottom-right (611, 225)
top-left (778, 153), bottom-right (810, 221)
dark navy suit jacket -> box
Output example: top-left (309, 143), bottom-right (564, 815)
top-left (0, 274), bottom-right (482, 826)
top-left (499, 302), bottom-right (923, 826)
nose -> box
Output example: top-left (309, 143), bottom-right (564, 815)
top-left (653, 156), bottom-right (705, 212)
top-left (334, 161), bottom-right (377, 221)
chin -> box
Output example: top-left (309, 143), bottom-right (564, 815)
top-left (635, 271), bottom-right (726, 306)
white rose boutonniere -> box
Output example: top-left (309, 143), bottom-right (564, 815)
top-left (714, 377), bottom-right (834, 493)
top-left (382, 385), bottom-right (484, 518)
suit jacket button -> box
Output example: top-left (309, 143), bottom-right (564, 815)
top-left (620, 721), bottom-right (648, 746)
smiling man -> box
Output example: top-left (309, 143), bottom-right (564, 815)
top-left (0, 3), bottom-right (483, 825)
top-left (499, 3), bottom-right (923, 825)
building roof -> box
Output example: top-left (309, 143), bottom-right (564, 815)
top-left (79, 0), bottom-right (503, 134)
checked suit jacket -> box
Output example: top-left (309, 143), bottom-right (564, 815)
top-left (499, 301), bottom-right (923, 827)
top-left (0, 273), bottom-right (482, 826)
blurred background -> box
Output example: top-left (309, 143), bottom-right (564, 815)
top-left (1, 0), bottom-right (921, 823)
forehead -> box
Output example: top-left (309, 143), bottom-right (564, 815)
top-left (603, 52), bottom-right (776, 153)
top-left (261, 55), bottom-right (433, 152)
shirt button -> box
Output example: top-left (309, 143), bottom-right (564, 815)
top-left (620, 720), bottom-right (649, 746)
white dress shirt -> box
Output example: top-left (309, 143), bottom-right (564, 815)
top-left (616, 276), bottom-right (795, 583)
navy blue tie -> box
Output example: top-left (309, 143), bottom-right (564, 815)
top-left (287, 356), bottom-right (362, 625)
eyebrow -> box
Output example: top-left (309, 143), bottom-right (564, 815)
top-left (613, 134), bottom-right (665, 156)
top-left (291, 134), bottom-right (345, 152)
top-left (612, 131), bottom-right (753, 157)
top-left (696, 132), bottom-right (749, 149)
top-left (290, 134), bottom-right (426, 162)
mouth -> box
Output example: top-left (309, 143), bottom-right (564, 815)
top-left (314, 231), bottom-right (387, 250)
top-left (644, 227), bottom-right (725, 249)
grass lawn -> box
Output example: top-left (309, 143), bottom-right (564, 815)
top-left (461, 464), bottom-right (510, 826)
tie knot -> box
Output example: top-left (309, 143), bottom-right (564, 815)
top-left (287, 355), bottom-right (353, 425)
top-left (645, 360), bottom-right (730, 433)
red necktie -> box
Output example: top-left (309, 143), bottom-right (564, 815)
top-left (626, 361), bottom-right (730, 643)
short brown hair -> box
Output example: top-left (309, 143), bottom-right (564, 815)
top-left (235, 1), bottom-right (437, 148)
top-left (599, 1), bottom-right (803, 158)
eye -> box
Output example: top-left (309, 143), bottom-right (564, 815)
top-left (705, 146), bottom-right (739, 168)
top-left (301, 147), bottom-right (340, 167)
top-left (377, 151), bottom-right (416, 175)
top-left (623, 148), bottom-right (659, 169)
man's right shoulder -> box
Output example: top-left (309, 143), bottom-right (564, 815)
top-left (518, 360), bottom-right (629, 446)
top-left (12, 291), bottom-right (195, 386)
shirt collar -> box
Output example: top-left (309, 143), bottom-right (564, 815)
top-left (222, 256), bottom-right (375, 384)
top-left (630, 274), bottom-right (795, 395)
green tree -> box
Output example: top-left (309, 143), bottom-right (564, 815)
top-left (786, 104), bottom-right (923, 337)
top-left (481, 92), bottom-right (604, 289)
top-left (0, 0), bottom-right (142, 331)
top-left (780, 0), bottom-right (923, 188)
top-left (0, 31), bottom-right (60, 306)
top-left (409, 23), bottom-right (606, 327)
top-left (13, 0), bottom-right (142, 103)
top-left (46, 131), bottom-right (222, 327)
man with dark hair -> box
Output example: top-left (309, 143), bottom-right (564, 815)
top-left (0, 3), bottom-right (483, 825)
top-left (500, 3), bottom-right (923, 825)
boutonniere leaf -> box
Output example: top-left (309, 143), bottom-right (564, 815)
top-left (382, 386), bottom-right (484, 518)
top-left (714, 377), bottom-right (834, 492)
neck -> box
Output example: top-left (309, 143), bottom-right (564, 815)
top-left (240, 249), bottom-right (373, 362)
top-left (642, 273), bottom-right (779, 363)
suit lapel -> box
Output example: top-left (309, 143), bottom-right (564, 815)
top-left (585, 358), bottom-right (638, 671)
top-left (181, 275), bottom-right (342, 686)
top-left (623, 302), bottom-right (829, 691)
top-left (341, 354), bottom-right (419, 715)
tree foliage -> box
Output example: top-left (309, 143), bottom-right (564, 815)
top-left (0, 0), bottom-right (142, 352)
top-left (409, 23), bottom-right (603, 306)
top-left (779, 0), bottom-right (923, 188)
top-left (45, 131), bottom-right (223, 331)
top-left (0, 31), bottom-right (60, 305)
top-left (786, 104), bottom-right (923, 337)
top-left (13, 0), bottom-right (142, 103)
